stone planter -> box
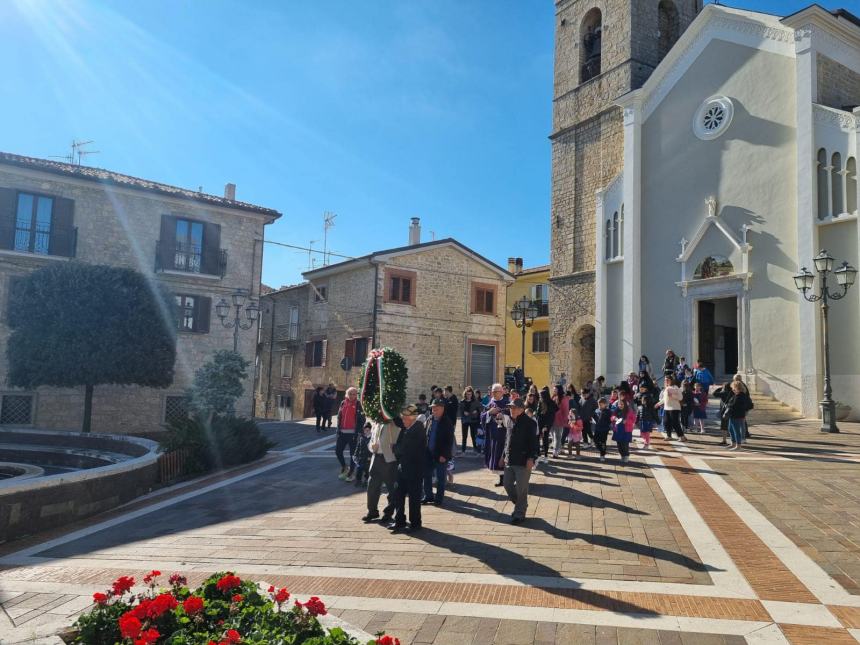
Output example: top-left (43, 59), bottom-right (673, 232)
top-left (57, 627), bottom-right (78, 643)
top-left (836, 404), bottom-right (852, 421)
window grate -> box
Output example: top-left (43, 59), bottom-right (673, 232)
top-left (0, 395), bottom-right (33, 425)
top-left (165, 396), bottom-right (190, 424)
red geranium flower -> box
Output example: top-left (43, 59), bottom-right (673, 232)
top-left (273, 587), bottom-right (289, 604)
top-left (118, 612), bottom-right (142, 639)
top-left (183, 595), bottom-right (204, 615)
top-left (232, 594), bottom-right (243, 603)
top-left (377, 636), bottom-right (401, 645)
top-left (135, 627), bottom-right (160, 645)
top-left (300, 596), bottom-right (327, 616)
top-left (225, 629), bottom-right (241, 643)
top-left (216, 574), bottom-right (242, 592)
top-left (143, 570), bottom-right (161, 584)
top-left (268, 585), bottom-right (275, 593)
top-left (169, 573), bottom-right (188, 587)
top-left (92, 592), bottom-right (108, 605)
top-left (111, 575), bottom-right (135, 596)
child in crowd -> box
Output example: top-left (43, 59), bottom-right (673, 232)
top-left (680, 381), bottom-right (694, 434)
top-left (634, 381), bottom-right (658, 449)
top-left (352, 423), bottom-right (373, 487)
top-left (592, 398), bottom-right (612, 462)
top-left (416, 394), bottom-right (429, 417)
top-left (567, 407), bottom-right (583, 458)
top-left (612, 398), bottom-right (636, 465)
top-left (692, 382), bottom-right (708, 434)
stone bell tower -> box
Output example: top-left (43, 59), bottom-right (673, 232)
top-left (548, 0), bottom-right (701, 386)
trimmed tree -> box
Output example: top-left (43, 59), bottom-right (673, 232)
top-left (187, 350), bottom-right (249, 419)
top-left (7, 263), bottom-right (177, 432)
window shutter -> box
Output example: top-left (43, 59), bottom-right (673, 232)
top-left (345, 338), bottom-right (355, 364)
top-left (321, 339), bottom-right (328, 367)
top-left (195, 296), bottom-right (211, 333)
top-left (0, 188), bottom-right (17, 251)
top-left (305, 342), bottom-right (313, 367)
top-left (486, 289), bottom-right (494, 314)
top-left (158, 215), bottom-right (177, 271)
top-left (201, 222), bottom-right (222, 276)
top-left (402, 278), bottom-right (411, 304)
top-left (49, 197), bottom-right (76, 257)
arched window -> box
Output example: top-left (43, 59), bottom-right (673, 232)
top-left (847, 157), bottom-right (857, 214)
top-left (832, 152), bottom-right (844, 216)
top-left (658, 1), bottom-right (680, 63)
top-left (817, 148), bottom-right (829, 220)
top-left (580, 9), bottom-right (602, 83)
top-left (604, 218), bottom-right (612, 260)
top-left (611, 211), bottom-right (619, 258)
top-left (619, 204), bottom-right (624, 254)
top-left (694, 256), bottom-right (734, 280)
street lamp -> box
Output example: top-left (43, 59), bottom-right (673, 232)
top-left (793, 250), bottom-right (857, 433)
top-left (510, 295), bottom-right (538, 385)
top-left (216, 288), bottom-right (260, 352)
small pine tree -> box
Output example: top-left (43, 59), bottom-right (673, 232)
top-left (187, 350), bottom-right (249, 418)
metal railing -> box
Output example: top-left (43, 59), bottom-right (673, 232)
top-left (0, 223), bottom-right (77, 258)
top-left (155, 241), bottom-right (227, 277)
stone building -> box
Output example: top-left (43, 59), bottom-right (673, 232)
top-left (504, 259), bottom-right (551, 388)
top-left (0, 151), bottom-right (280, 433)
top-left (564, 2), bottom-right (860, 420)
top-left (256, 220), bottom-right (513, 419)
top-left (549, 0), bottom-right (702, 386)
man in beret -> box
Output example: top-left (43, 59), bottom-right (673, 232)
top-left (423, 398), bottom-right (455, 506)
top-left (504, 398), bottom-right (540, 525)
top-left (388, 404), bottom-right (427, 534)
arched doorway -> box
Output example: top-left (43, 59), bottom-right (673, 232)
top-left (572, 324), bottom-right (596, 388)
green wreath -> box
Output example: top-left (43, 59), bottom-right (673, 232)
top-left (358, 347), bottom-right (408, 423)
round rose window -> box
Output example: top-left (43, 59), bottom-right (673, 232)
top-left (693, 96), bottom-right (734, 141)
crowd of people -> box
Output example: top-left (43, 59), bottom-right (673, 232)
top-left (327, 350), bottom-right (755, 535)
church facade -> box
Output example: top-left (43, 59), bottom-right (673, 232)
top-left (551, 1), bottom-right (860, 419)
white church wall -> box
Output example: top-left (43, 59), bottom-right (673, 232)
top-left (818, 218), bottom-right (860, 419)
top-left (605, 260), bottom-right (624, 384)
top-left (639, 38), bottom-right (803, 409)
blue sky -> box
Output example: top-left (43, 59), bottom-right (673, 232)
top-left (0, 0), bottom-right (851, 287)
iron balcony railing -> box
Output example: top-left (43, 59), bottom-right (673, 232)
top-left (0, 222), bottom-right (77, 258)
top-left (155, 241), bottom-right (227, 277)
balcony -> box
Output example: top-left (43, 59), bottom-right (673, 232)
top-left (0, 222), bottom-right (77, 258)
top-left (155, 240), bottom-right (227, 277)
top-left (535, 301), bottom-right (549, 318)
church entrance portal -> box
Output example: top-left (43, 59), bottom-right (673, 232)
top-left (697, 297), bottom-right (738, 379)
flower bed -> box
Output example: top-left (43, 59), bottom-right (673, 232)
top-left (66, 571), bottom-right (399, 645)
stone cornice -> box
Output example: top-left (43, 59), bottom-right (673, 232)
top-left (813, 103), bottom-right (859, 132)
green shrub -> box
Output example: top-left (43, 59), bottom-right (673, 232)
top-left (160, 415), bottom-right (273, 474)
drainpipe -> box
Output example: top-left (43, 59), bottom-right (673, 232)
top-left (371, 262), bottom-right (379, 348)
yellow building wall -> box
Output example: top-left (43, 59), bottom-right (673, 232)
top-left (505, 269), bottom-right (551, 388)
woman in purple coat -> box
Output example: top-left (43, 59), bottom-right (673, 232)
top-left (481, 384), bottom-right (511, 487)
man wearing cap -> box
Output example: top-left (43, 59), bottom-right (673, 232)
top-left (388, 404), bottom-right (427, 533)
top-left (423, 398), bottom-right (455, 506)
top-left (362, 417), bottom-right (402, 524)
top-left (504, 398), bottom-right (540, 524)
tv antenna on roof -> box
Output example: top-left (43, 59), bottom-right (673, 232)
top-left (307, 239), bottom-right (318, 270)
top-left (52, 140), bottom-right (99, 165)
top-left (322, 211), bottom-right (337, 266)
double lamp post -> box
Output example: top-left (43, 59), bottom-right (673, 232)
top-left (215, 288), bottom-right (259, 352)
top-left (793, 250), bottom-right (857, 433)
top-left (510, 295), bottom-right (538, 380)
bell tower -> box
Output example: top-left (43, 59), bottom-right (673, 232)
top-left (548, 0), bottom-right (702, 385)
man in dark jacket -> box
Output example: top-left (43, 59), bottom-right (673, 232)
top-left (389, 404), bottom-right (427, 533)
top-left (503, 398), bottom-right (540, 524)
top-left (424, 398), bottom-right (455, 506)
top-left (443, 386), bottom-right (459, 426)
top-left (312, 387), bottom-right (326, 433)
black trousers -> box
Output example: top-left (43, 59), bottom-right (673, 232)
top-left (582, 421), bottom-right (593, 444)
top-left (315, 413), bottom-right (324, 432)
top-left (617, 440), bottom-right (630, 457)
top-left (681, 407), bottom-right (692, 429)
top-left (461, 422), bottom-right (479, 451)
top-left (663, 410), bottom-right (685, 438)
top-left (540, 427), bottom-right (551, 457)
top-left (393, 469), bottom-right (423, 527)
top-left (336, 432), bottom-right (357, 473)
top-left (593, 430), bottom-right (609, 457)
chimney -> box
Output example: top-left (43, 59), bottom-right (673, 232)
top-left (507, 257), bottom-right (517, 273)
top-left (409, 217), bottom-right (421, 245)
top-left (516, 257), bottom-right (523, 274)
top-left (224, 183), bottom-right (236, 201)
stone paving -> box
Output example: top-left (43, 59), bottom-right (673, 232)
top-left (2, 419), bottom-right (860, 643)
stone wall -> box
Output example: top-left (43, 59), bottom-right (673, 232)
top-left (817, 53), bottom-right (860, 111)
top-left (0, 165), bottom-right (272, 434)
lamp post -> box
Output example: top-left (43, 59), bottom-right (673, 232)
top-left (793, 250), bottom-right (857, 433)
top-left (216, 288), bottom-right (260, 352)
top-left (510, 295), bottom-right (538, 382)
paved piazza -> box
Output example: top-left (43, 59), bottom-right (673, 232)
top-left (3, 420), bottom-right (860, 644)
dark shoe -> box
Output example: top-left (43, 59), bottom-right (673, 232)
top-left (511, 516), bottom-right (525, 525)
top-left (493, 481), bottom-right (504, 487)
top-left (405, 524), bottom-right (423, 533)
top-left (380, 513), bottom-right (393, 524)
top-left (433, 499), bottom-right (443, 506)
top-left (421, 499), bottom-right (434, 505)
top-left (387, 521), bottom-right (407, 531)
top-left (389, 524), bottom-right (408, 533)
top-left (362, 512), bottom-right (379, 523)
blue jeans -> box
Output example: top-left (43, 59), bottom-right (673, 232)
top-left (728, 418), bottom-right (745, 445)
top-left (423, 456), bottom-right (447, 503)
